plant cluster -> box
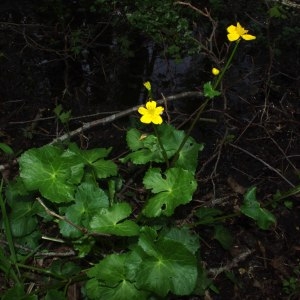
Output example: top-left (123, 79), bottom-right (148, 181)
top-left (1, 13), bottom-right (299, 299)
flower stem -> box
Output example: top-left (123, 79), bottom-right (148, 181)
top-left (213, 40), bottom-right (240, 89)
top-left (170, 98), bottom-right (209, 166)
top-left (153, 124), bottom-right (169, 168)
top-left (171, 40), bottom-right (240, 166)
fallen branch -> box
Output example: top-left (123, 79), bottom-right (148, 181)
top-left (0, 91), bottom-right (204, 172)
top-left (49, 91), bottom-right (203, 145)
top-left (207, 248), bottom-right (253, 278)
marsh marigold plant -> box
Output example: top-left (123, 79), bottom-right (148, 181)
top-left (138, 100), bottom-right (164, 124)
top-left (227, 22), bottom-right (256, 42)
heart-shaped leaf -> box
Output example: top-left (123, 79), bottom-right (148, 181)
top-left (19, 145), bottom-right (84, 202)
top-left (142, 168), bottom-right (197, 217)
top-left (90, 202), bottom-right (139, 236)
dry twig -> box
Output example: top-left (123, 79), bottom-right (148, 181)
top-left (229, 143), bottom-right (295, 187)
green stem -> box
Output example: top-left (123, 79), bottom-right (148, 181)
top-left (153, 124), bottom-right (169, 168)
top-left (0, 179), bottom-right (21, 283)
top-left (171, 97), bottom-right (210, 167)
top-left (17, 263), bottom-right (66, 280)
top-left (213, 40), bottom-right (240, 89)
top-left (171, 40), bottom-right (241, 166)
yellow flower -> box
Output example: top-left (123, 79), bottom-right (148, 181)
top-left (227, 22), bottom-right (256, 42)
top-left (143, 81), bottom-right (152, 91)
top-left (212, 67), bottom-right (220, 76)
top-left (138, 100), bottom-right (164, 124)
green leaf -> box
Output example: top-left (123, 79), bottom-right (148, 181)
top-left (131, 229), bottom-right (198, 297)
top-left (268, 5), bottom-right (287, 19)
top-left (142, 167), bottom-right (197, 217)
top-left (213, 225), bottom-right (233, 250)
top-left (203, 81), bottom-right (221, 99)
top-left (194, 264), bottom-right (219, 296)
top-left (50, 260), bottom-right (81, 277)
top-left (90, 202), bottom-right (139, 236)
top-left (9, 201), bottom-right (38, 237)
top-left (14, 230), bottom-right (41, 251)
top-left (86, 254), bottom-right (148, 300)
top-left (0, 142), bottom-right (14, 154)
top-left (240, 187), bottom-right (276, 230)
top-left (87, 253), bottom-right (129, 284)
top-left (93, 159), bottom-right (118, 179)
top-left (67, 144), bottom-right (117, 179)
top-left (273, 185), bottom-right (300, 202)
top-left (126, 128), bottom-right (145, 151)
top-left (73, 235), bottom-right (95, 258)
top-left (19, 145), bottom-right (84, 202)
top-left (195, 207), bottom-right (223, 224)
top-left (121, 133), bottom-right (162, 164)
top-left (173, 138), bottom-right (204, 173)
top-left (2, 285), bottom-right (37, 300)
top-left (45, 289), bottom-right (66, 300)
top-left (160, 226), bottom-right (200, 254)
top-left (122, 124), bottom-right (203, 169)
top-left (59, 182), bottom-right (109, 238)
top-left (86, 277), bottom-right (148, 300)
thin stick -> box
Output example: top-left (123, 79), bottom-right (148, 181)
top-left (49, 91), bottom-right (203, 145)
top-left (0, 91), bottom-right (204, 172)
top-left (36, 197), bottom-right (110, 237)
top-left (207, 248), bottom-right (253, 278)
top-left (229, 143), bottom-right (295, 188)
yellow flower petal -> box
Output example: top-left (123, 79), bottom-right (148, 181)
top-left (138, 106), bottom-right (148, 115)
top-left (236, 22), bottom-right (248, 35)
top-left (140, 115), bottom-right (152, 124)
top-left (146, 101), bottom-right (157, 110)
top-left (155, 106), bottom-right (164, 114)
top-left (227, 33), bottom-right (239, 41)
top-left (151, 115), bottom-right (163, 124)
top-left (138, 100), bottom-right (164, 124)
top-left (227, 25), bottom-right (237, 34)
top-left (227, 22), bottom-right (256, 42)
top-left (241, 34), bottom-right (256, 40)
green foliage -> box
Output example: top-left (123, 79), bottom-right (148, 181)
top-left (19, 144), bottom-right (117, 203)
top-left (53, 104), bottom-right (71, 125)
top-left (1, 285), bottom-right (38, 300)
top-left (132, 227), bottom-right (198, 296)
top-left (86, 253), bottom-right (149, 300)
top-left (122, 124), bottom-right (203, 172)
top-left (240, 187), bottom-right (276, 230)
top-left (195, 207), bottom-right (233, 249)
top-left (282, 277), bottom-right (299, 295)
top-left (268, 4), bottom-right (287, 19)
top-left (0, 142), bottom-right (14, 154)
top-left (0, 12), bottom-right (285, 299)
top-left (142, 167), bottom-right (197, 217)
top-left (125, 0), bottom-right (197, 58)
top-left (90, 202), bottom-right (140, 236)
top-left (44, 289), bottom-right (66, 300)
top-left (59, 182), bottom-right (109, 238)
top-left (204, 81), bottom-right (221, 99)
top-left (86, 226), bottom-right (199, 299)
top-left (87, 0), bottom-right (199, 59)
top-left (19, 145), bottom-right (80, 202)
